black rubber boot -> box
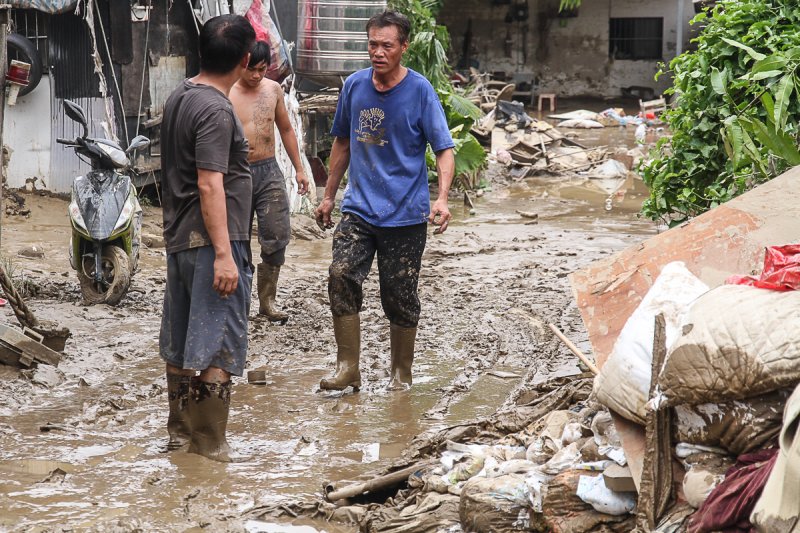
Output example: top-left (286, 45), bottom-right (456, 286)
top-left (166, 374), bottom-right (191, 450)
top-left (187, 378), bottom-right (237, 463)
top-left (387, 324), bottom-right (416, 390)
top-left (320, 314), bottom-right (362, 391)
top-left (257, 263), bottom-right (289, 322)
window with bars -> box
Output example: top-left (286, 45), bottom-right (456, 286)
top-left (10, 9), bottom-right (50, 72)
top-left (609, 17), bottom-right (663, 60)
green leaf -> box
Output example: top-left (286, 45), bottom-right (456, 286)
top-left (452, 133), bottom-right (487, 177)
top-left (774, 74), bottom-right (795, 131)
top-left (710, 67), bottom-right (726, 95)
top-left (761, 92), bottom-right (775, 124)
top-left (752, 54), bottom-right (788, 74)
top-left (746, 116), bottom-right (800, 165)
top-left (750, 70), bottom-right (784, 80)
top-left (721, 37), bottom-right (766, 61)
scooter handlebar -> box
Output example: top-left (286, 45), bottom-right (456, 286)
top-left (56, 137), bottom-right (75, 145)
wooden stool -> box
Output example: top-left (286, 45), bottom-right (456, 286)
top-left (538, 93), bottom-right (556, 112)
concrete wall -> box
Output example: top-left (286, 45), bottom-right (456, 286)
top-left (4, 76), bottom-right (52, 190)
top-left (438, 0), bottom-right (696, 98)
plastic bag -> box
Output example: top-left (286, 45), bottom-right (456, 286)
top-left (576, 475), bottom-right (636, 515)
top-left (726, 243), bottom-right (800, 291)
top-left (245, 0), bottom-right (290, 82)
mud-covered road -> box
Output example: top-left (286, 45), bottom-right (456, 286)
top-left (0, 129), bottom-right (658, 532)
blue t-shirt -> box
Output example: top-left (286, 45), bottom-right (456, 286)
top-left (331, 68), bottom-right (455, 227)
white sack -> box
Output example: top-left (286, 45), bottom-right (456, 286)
top-left (593, 261), bottom-right (709, 424)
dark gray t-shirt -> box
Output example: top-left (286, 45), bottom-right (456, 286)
top-left (161, 80), bottom-right (252, 254)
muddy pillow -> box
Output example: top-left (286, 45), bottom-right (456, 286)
top-left (656, 284), bottom-right (800, 407)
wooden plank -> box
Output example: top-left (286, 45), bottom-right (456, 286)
top-left (637, 314), bottom-right (673, 529)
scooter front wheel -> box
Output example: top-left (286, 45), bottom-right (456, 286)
top-left (78, 245), bottom-right (132, 306)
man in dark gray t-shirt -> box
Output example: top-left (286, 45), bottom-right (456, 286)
top-left (158, 14), bottom-right (255, 463)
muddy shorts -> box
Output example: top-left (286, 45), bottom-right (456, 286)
top-left (250, 157), bottom-right (291, 266)
top-left (328, 212), bottom-right (427, 328)
top-left (159, 241), bottom-right (252, 376)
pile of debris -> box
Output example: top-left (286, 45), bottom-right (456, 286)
top-left (246, 264), bottom-right (800, 533)
top-left (245, 171), bottom-right (800, 532)
top-left (471, 101), bottom-right (638, 181)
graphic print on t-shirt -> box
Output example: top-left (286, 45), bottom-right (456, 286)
top-left (356, 107), bottom-right (389, 147)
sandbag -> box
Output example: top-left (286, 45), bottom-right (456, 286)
top-left (593, 262), bottom-right (708, 424)
top-left (459, 474), bottom-right (530, 533)
top-left (673, 389), bottom-right (790, 455)
top-left (657, 285), bottom-right (800, 407)
top-left (751, 383), bottom-right (800, 532)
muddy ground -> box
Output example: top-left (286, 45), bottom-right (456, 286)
top-left (0, 125), bottom-right (658, 532)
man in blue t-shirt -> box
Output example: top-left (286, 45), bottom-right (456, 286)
top-left (315, 10), bottom-right (455, 392)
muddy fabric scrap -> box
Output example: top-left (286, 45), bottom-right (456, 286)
top-left (688, 448), bottom-right (779, 533)
top-left (673, 389), bottom-right (790, 456)
top-left (751, 382), bottom-right (800, 532)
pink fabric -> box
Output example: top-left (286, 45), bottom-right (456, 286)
top-left (245, 0), bottom-right (269, 42)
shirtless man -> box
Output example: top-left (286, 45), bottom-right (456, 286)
top-left (230, 41), bottom-right (309, 322)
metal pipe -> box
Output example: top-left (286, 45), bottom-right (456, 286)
top-left (676, 0), bottom-right (685, 56)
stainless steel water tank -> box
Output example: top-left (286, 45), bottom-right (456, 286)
top-left (297, 0), bottom-right (387, 87)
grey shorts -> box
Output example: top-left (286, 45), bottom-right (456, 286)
top-left (250, 157), bottom-right (291, 265)
top-left (159, 241), bottom-right (252, 376)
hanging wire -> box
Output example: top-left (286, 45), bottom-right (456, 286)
top-left (134, 0), bottom-right (152, 140)
top-left (92, 0), bottom-right (129, 146)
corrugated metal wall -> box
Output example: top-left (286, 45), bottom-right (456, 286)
top-left (47, 11), bottom-right (114, 192)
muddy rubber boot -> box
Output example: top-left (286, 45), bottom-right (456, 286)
top-left (387, 324), bottom-right (416, 391)
top-left (187, 378), bottom-right (238, 463)
top-left (257, 263), bottom-right (289, 323)
top-left (319, 314), bottom-right (362, 391)
top-left (166, 374), bottom-right (192, 451)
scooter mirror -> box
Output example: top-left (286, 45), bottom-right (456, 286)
top-left (126, 135), bottom-right (151, 154)
top-left (63, 100), bottom-right (88, 138)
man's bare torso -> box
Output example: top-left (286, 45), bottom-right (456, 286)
top-left (230, 79), bottom-right (282, 162)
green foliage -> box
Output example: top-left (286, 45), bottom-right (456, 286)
top-left (389, 0), bottom-right (487, 183)
top-left (559, 0), bottom-right (582, 11)
top-left (641, 0), bottom-right (800, 223)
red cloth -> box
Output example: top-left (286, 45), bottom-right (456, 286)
top-left (245, 0), bottom-right (269, 42)
top-left (726, 244), bottom-right (800, 291)
top-left (688, 449), bottom-right (779, 533)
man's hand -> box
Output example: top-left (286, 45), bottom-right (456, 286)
top-left (213, 252), bottom-right (239, 297)
top-left (428, 198), bottom-right (451, 234)
top-left (296, 170), bottom-right (309, 196)
top-left (315, 197), bottom-right (336, 230)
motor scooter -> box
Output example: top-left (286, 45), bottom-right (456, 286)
top-left (58, 100), bottom-right (150, 305)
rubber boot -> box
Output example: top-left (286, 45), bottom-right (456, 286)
top-left (387, 324), bottom-right (416, 390)
top-left (319, 314), bottom-right (362, 391)
top-left (257, 263), bottom-right (289, 322)
top-left (187, 378), bottom-right (236, 463)
top-left (166, 374), bottom-right (191, 450)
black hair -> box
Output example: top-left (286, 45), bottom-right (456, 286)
top-left (199, 15), bottom-right (256, 74)
top-left (365, 10), bottom-right (411, 44)
top-left (248, 41), bottom-right (272, 68)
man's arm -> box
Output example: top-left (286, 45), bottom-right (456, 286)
top-left (315, 136), bottom-right (351, 229)
top-left (428, 147), bottom-right (455, 234)
top-left (198, 168), bottom-right (238, 297)
top-left (274, 94), bottom-right (309, 195)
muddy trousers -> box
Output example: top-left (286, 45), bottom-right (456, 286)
top-left (249, 157), bottom-right (291, 266)
top-left (328, 213), bottom-right (427, 328)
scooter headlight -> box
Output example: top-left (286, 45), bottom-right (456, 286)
top-left (113, 196), bottom-right (135, 232)
top-left (69, 200), bottom-right (87, 231)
